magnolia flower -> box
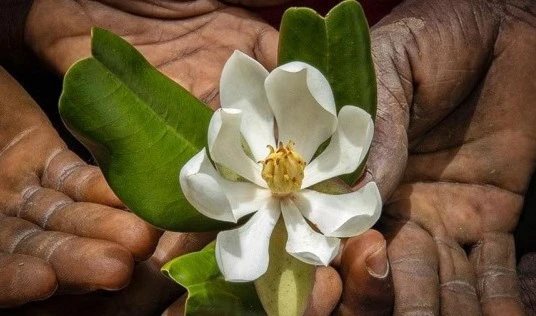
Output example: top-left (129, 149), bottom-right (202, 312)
top-left (180, 51), bottom-right (382, 282)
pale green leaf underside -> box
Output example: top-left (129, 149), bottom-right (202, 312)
top-left (162, 242), bottom-right (265, 315)
top-left (254, 220), bottom-right (315, 316)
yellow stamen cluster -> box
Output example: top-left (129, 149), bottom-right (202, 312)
top-left (260, 141), bottom-right (306, 195)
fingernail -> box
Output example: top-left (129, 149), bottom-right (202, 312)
top-left (366, 242), bottom-right (389, 278)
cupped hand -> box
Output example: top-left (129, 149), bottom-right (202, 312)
top-left (369, 0), bottom-right (536, 314)
top-left (0, 67), bottom-right (161, 307)
top-left (25, 0), bottom-right (282, 109)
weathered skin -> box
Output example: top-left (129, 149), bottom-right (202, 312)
top-left (370, 0), bottom-right (536, 314)
top-left (1, 0), bottom-right (534, 314)
top-left (0, 66), bottom-right (161, 307)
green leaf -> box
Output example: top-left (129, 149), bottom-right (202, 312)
top-left (279, 0), bottom-right (376, 185)
top-left (59, 28), bottom-right (231, 231)
top-left (162, 242), bottom-right (265, 315)
top-left (254, 220), bottom-right (315, 316)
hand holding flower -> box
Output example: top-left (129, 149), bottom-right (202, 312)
top-left (180, 51), bottom-right (382, 282)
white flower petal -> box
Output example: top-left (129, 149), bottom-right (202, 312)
top-left (302, 106), bottom-right (374, 188)
top-left (208, 108), bottom-right (266, 187)
top-left (219, 182), bottom-right (272, 221)
top-left (220, 51), bottom-right (276, 161)
top-left (265, 62), bottom-right (337, 162)
top-left (280, 198), bottom-right (340, 266)
top-left (295, 182), bottom-right (382, 238)
top-left (180, 150), bottom-right (234, 222)
top-left (180, 150), bottom-right (272, 222)
top-left (215, 200), bottom-right (280, 282)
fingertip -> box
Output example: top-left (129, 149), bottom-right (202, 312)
top-left (365, 240), bottom-right (389, 279)
top-left (304, 266), bottom-right (343, 316)
top-left (339, 230), bottom-right (393, 316)
top-left (151, 231), bottom-right (216, 267)
top-left (162, 294), bottom-right (187, 316)
top-left (51, 238), bottom-right (134, 292)
top-left (0, 254), bottom-right (58, 308)
top-left (343, 229), bottom-right (388, 275)
top-left (104, 213), bottom-right (162, 261)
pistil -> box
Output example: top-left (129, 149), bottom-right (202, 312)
top-left (260, 141), bottom-right (306, 195)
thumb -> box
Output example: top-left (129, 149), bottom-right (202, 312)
top-left (338, 229), bottom-right (393, 315)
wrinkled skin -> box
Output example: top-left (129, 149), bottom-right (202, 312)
top-left (3, 0), bottom-right (535, 315)
top-left (370, 0), bottom-right (536, 314)
top-left (4, 0), bottom-right (392, 314)
top-left (0, 66), bottom-right (161, 307)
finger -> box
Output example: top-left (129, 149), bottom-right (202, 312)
top-left (361, 27), bottom-right (411, 200)
top-left (162, 293), bottom-right (187, 316)
top-left (436, 236), bottom-right (480, 315)
top-left (469, 233), bottom-right (524, 315)
top-left (151, 231), bottom-right (217, 267)
top-left (41, 148), bottom-right (124, 208)
top-left (251, 23), bottom-right (279, 71)
top-left (338, 229), bottom-right (392, 316)
top-left (386, 184), bottom-right (483, 314)
top-left (0, 252), bottom-right (57, 308)
top-left (0, 216), bottom-right (134, 292)
top-left (383, 218), bottom-right (440, 315)
top-left (18, 187), bottom-right (160, 261)
top-left (303, 266), bottom-right (342, 316)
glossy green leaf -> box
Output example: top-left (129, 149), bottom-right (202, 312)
top-left (279, 0), bottom-right (376, 185)
top-left (254, 220), bottom-right (315, 316)
top-left (162, 242), bottom-right (265, 315)
top-left (59, 28), bottom-right (231, 231)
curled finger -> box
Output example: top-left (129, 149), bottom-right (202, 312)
top-left (0, 252), bottom-right (57, 308)
top-left (18, 187), bottom-right (160, 261)
top-left (0, 217), bottom-right (134, 293)
top-left (338, 229), bottom-right (393, 316)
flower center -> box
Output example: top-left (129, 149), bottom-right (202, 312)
top-left (260, 141), bottom-right (306, 195)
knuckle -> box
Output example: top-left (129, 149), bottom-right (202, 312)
top-left (476, 265), bottom-right (520, 301)
top-left (440, 280), bottom-right (478, 297)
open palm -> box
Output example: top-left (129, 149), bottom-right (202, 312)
top-left (26, 0), bottom-right (281, 108)
top-left (370, 0), bottom-right (536, 314)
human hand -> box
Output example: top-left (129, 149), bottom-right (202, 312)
top-left (0, 67), bottom-right (161, 308)
top-left (25, 0), bottom-right (283, 109)
top-left (23, 1), bottom-right (398, 314)
top-left (367, 0), bottom-right (536, 314)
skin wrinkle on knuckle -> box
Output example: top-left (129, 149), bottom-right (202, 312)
top-left (7, 229), bottom-right (42, 254)
top-left (476, 265), bottom-right (518, 297)
top-left (42, 235), bottom-right (77, 263)
top-left (390, 257), bottom-right (438, 278)
top-left (71, 167), bottom-right (100, 201)
top-left (396, 304), bottom-right (437, 316)
top-left (0, 125), bottom-right (43, 159)
top-left (52, 163), bottom-right (86, 193)
top-left (440, 279), bottom-right (478, 297)
top-left (469, 235), bottom-right (523, 306)
top-left (41, 148), bottom-right (83, 191)
top-left (19, 187), bottom-right (72, 229)
top-left (41, 202), bottom-right (70, 230)
top-left (18, 186), bottom-right (41, 217)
